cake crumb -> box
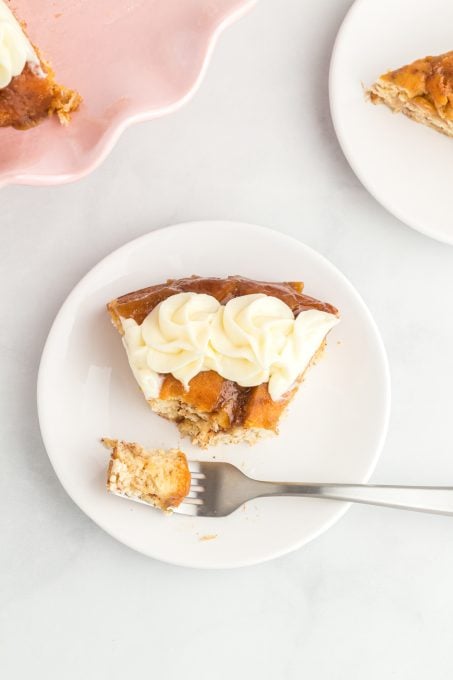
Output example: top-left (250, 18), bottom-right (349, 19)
top-left (199, 534), bottom-right (218, 542)
top-left (102, 438), bottom-right (190, 512)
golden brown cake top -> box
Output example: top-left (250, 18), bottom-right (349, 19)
top-left (380, 51), bottom-right (453, 120)
top-left (107, 274), bottom-right (338, 331)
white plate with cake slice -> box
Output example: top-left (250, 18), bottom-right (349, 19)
top-left (37, 221), bottom-right (390, 568)
top-left (330, 0), bottom-right (453, 245)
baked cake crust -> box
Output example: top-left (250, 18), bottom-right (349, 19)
top-left (368, 51), bottom-right (453, 137)
top-left (107, 275), bottom-right (338, 448)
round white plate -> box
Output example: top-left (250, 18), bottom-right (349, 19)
top-left (38, 222), bottom-right (390, 568)
top-left (330, 0), bottom-right (453, 245)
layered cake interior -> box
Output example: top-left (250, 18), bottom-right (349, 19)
top-left (107, 276), bottom-right (339, 448)
top-left (367, 51), bottom-right (453, 137)
top-left (0, 0), bottom-right (81, 129)
top-left (103, 439), bottom-right (191, 511)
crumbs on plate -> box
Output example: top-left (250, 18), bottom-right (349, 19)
top-left (199, 534), bottom-right (218, 542)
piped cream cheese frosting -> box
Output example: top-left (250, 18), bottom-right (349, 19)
top-left (0, 0), bottom-right (41, 89)
top-left (121, 292), bottom-right (339, 401)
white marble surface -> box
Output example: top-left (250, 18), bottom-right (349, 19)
top-left (2, 1), bottom-right (453, 677)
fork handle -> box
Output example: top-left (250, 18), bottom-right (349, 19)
top-left (254, 483), bottom-right (453, 516)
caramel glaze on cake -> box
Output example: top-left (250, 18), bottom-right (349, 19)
top-left (108, 275), bottom-right (337, 330)
top-left (0, 58), bottom-right (81, 130)
top-left (108, 276), bottom-right (338, 448)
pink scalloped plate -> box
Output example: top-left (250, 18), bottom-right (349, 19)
top-left (0, 0), bottom-right (255, 187)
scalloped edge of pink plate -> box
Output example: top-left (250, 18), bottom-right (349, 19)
top-left (0, 0), bottom-right (256, 188)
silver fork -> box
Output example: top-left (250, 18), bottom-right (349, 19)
top-left (173, 461), bottom-right (453, 517)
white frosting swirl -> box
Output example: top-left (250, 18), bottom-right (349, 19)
top-left (267, 308), bottom-right (339, 400)
top-left (122, 293), bottom-right (220, 397)
top-left (206, 294), bottom-right (294, 388)
top-left (120, 292), bottom-right (339, 401)
top-left (0, 0), bottom-right (41, 89)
